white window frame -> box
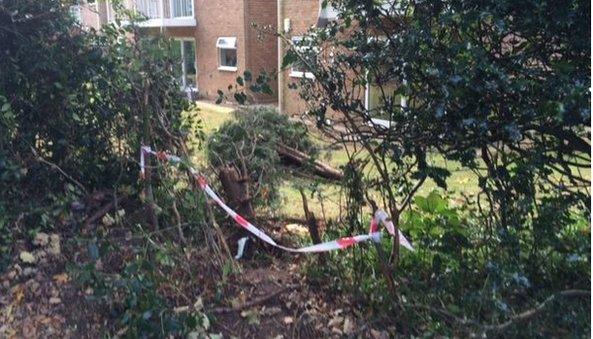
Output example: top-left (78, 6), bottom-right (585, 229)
top-left (175, 38), bottom-right (197, 91)
top-left (364, 75), bottom-right (407, 111)
top-left (170, 0), bottom-right (194, 18)
top-left (216, 37), bottom-right (238, 72)
top-left (69, 5), bottom-right (83, 24)
top-left (363, 36), bottom-right (407, 111)
top-left (289, 37), bottom-right (315, 79)
top-left (106, 0), bottom-right (115, 23)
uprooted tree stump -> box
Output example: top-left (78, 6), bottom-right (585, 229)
top-left (217, 165), bottom-right (255, 220)
top-left (217, 165), bottom-right (256, 256)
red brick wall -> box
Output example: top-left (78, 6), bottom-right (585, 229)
top-left (80, 3), bottom-right (100, 29)
top-left (135, 0), bottom-right (278, 104)
top-left (245, 0), bottom-right (278, 103)
top-left (279, 0), bottom-right (319, 116)
top-left (193, 0), bottom-right (247, 101)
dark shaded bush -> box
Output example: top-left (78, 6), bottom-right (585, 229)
top-left (0, 0), bottom-right (189, 262)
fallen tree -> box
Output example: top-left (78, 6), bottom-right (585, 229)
top-left (276, 143), bottom-right (344, 181)
top-left (207, 106), bottom-right (342, 214)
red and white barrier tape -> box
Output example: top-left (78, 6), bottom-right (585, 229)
top-left (140, 146), bottom-right (414, 253)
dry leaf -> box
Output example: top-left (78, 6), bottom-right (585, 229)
top-left (342, 317), bottom-right (354, 334)
top-left (101, 213), bottom-right (115, 226)
top-left (33, 232), bottom-right (49, 247)
top-left (13, 285), bottom-right (25, 304)
top-left (328, 315), bottom-right (343, 328)
top-left (19, 251), bottom-right (36, 264)
top-left (53, 273), bottom-right (70, 284)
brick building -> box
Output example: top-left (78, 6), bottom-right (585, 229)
top-left (70, 1), bottom-right (126, 30)
top-left (71, 1), bottom-right (391, 115)
top-left (73, 0), bottom-right (278, 103)
top-left (277, 1), bottom-right (404, 120)
top-left (276, 0), bottom-right (320, 116)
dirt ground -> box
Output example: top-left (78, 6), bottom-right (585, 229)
top-left (0, 227), bottom-right (393, 338)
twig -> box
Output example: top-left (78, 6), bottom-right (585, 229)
top-left (171, 200), bottom-right (187, 244)
top-left (83, 200), bottom-right (116, 227)
top-left (209, 284), bottom-right (299, 313)
top-left (483, 289), bottom-right (590, 333)
top-left (404, 289), bottom-right (590, 334)
top-left (30, 146), bottom-right (87, 194)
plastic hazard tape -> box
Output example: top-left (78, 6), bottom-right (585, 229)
top-left (140, 146), bottom-right (414, 253)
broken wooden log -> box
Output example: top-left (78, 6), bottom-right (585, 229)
top-left (217, 165), bottom-right (255, 220)
top-left (275, 144), bottom-right (344, 182)
top-left (298, 188), bottom-right (322, 245)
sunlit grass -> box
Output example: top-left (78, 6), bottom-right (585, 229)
top-left (185, 101), bottom-right (234, 166)
top-left (184, 101), bottom-right (588, 220)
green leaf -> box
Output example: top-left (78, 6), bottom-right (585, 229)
top-left (426, 191), bottom-right (447, 213)
top-left (415, 191), bottom-right (447, 213)
top-left (243, 70), bottom-right (252, 82)
top-left (1, 103), bottom-right (10, 112)
top-left (234, 92), bottom-right (247, 104)
top-left (236, 76), bottom-right (244, 86)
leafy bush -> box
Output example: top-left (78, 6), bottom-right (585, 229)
top-left (0, 1), bottom-right (189, 241)
top-left (74, 242), bottom-right (212, 337)
top-left (308, 191), bottom-right (590, 337)
top-left (206, 106), bottom-right (315, 207)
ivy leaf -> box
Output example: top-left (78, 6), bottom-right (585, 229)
top-left (243, 70), bottom-right (252, 82)
top-left (234, 92), bottom-right (247, 104)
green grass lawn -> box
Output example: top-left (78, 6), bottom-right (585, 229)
top-left (185, 102), bottom-right (587, 220)
top-left (185, 101), bottom-right (235, 166)
top-left (186, 102), bottom-right (479, 219)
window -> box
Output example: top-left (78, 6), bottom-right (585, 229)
top-left (105, 0), bottom-right (115, 23)
top-left (365, 73), bottom-right (407, 120)
top-left (216, 37), bottom-right (237, 71)
top-left (289, 37), bottom-right (315, 79)
top-left (69, 5), bottom-right (83, 24)
top-left (317, 3), bottom-right (339, 27)
top-left (172, 39), bottom-right (197, 89)
top-left (171, 0), bottom-right (193, 18)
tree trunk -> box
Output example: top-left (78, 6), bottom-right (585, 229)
top-left (298, 188), bottom-right (322, 244)
top-left (217, 165), bottom-right (255, 220)
top-left (217, 165), bottom-right (256, 257)
top-left (276, 144), bottom-right (344, 181)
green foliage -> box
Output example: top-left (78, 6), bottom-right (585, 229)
top-left (72, 181), bottom-right (214, 337)
top-left (311, 191), bottom-right (590, 337)
top-left (206, 106), bottom-right (315, 207)
top-left (0, 0), bottom-right (189, 245)
top-left (216, 70), bottom-right (275, 105)
top-left (0, 203), bottom-right (11, 270)
top-left (285, 2), bottom-right (590, 334)
top-left (74, 243), bottom-right (211, 337)
top-left (295, 0), bottom-right (590, 209)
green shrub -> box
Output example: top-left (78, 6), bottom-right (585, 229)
top-left (206, 106), bottom-right (315, 207)
top-left (0, 1), bottom-right (189, 241)
top-left (307, 191), bottom-right (590, 337)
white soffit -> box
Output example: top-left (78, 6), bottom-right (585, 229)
top-left (216, 37), bottom-right (237, 48)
